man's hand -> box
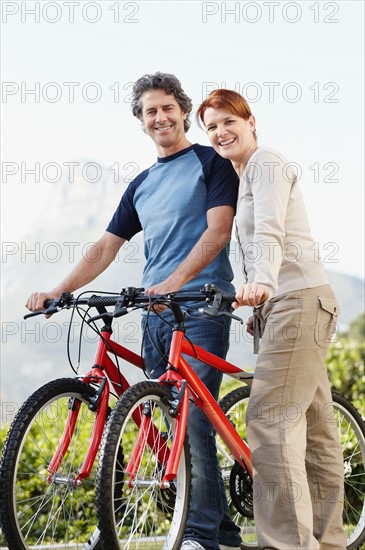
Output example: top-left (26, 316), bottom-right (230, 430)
top-left (232, 283), bottom-right (270, 309)
top-left (25, 291), bottom-right (62, 318)
top-left (146, 277), bottom-right (181, 313)
top-left (25, 291), bottom-right (61, 312)
top-left (146, 277), bottom-right (180, 297)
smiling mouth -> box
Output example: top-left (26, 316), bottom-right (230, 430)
top-left (155, 125), bottom-right (173, 132)
top-left (219, 138), bottom-right (236, 146)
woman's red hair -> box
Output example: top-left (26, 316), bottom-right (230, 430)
top-left (197, 89), bottom-right (256, 140)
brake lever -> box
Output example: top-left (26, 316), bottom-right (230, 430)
top-left (24, 306), bottom-right (59, 320)
top-left (199, 290), bottom-right (243, 324)
top-left (113, 302), bottom-right (128, 318)
top-left (199, 306), bottom-right (243, 324)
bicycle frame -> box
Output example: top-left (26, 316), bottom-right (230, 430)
top-left (47, 287), bottom-right (254, 488)
top-left (125, 325), bottom-right (254, 489)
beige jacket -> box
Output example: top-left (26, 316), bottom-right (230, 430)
top-left (235, 147), bottom-right (329, 300)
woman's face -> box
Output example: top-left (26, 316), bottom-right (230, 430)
top-left (203, 107), bottom-right (256, 163)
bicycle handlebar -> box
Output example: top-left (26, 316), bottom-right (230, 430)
top-left (24, 284), bottom-right (238, 322)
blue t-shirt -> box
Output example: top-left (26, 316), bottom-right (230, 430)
top-left (106, 144), bottom-right (239, 293)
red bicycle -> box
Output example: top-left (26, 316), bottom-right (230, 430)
top-left (0, 287), bottom-right (364, 550)
top-left (94, 286), bottom-right (365, 550)
top-left (0, 288), bottom-right (160, 550)
top-left (0, 286), bottom-right (250, 550)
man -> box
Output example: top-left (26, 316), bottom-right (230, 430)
top-left (26, 72), bottom-right (241, 550)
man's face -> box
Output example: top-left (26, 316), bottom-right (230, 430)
top-left (140, 89), bottom-right (188, 156)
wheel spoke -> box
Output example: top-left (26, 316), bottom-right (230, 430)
top-left (332, 394), bottom-right (365, 548)
top-left (0, 379), bottom-right (102, 549)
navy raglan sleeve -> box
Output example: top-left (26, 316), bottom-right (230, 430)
top-left (106, 173), bottom-right (145, 240)
top-left (195, 146), bottom-right (239, 210)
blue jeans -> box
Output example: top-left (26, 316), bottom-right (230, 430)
top-left (142, 304), bottom-right (242, 550)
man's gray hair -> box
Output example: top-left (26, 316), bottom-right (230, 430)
top-left (131, 72), bottom-right (193, 133)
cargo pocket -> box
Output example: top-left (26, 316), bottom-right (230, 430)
top-left (314, 297), bottom-right (339, 349)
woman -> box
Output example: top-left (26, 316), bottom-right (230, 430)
top-left (197, 89), bottom-right (346, 550)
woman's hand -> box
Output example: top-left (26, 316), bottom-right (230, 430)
top-left (246, 315), bottom-right (254, 336)
top-left (232, 283), bottom-right (269, 309)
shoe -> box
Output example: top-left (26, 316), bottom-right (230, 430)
top-left (180, 541), bottom-right (206, 549)
top-left (219, 546), bottom-right (242, 550)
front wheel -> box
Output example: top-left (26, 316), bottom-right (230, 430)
top-left (0, 378), bottom-right (103, 550)
top-left (96, 380), bottom-right (191, 550)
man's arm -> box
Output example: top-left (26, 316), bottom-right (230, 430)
top-left (26, 232), bottom-right (125, 311)
top-left (147, 205), bottom-right (234, 294)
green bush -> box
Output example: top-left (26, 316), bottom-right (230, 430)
top-left (326, 337), bottom-right (365, 416)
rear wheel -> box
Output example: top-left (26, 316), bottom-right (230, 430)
top-left (332, 391), bottom-right (365, 549)
top-left (218, 386), bottom-right (257, 549)
top-left (96, 380), bottom-right (191, 550)
top-left (218, 386), bottom-right (365, 550)
top-left (0, 378), bottom-right (102, 550)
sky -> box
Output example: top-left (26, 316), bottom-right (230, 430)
top-left (1, 0), bottom-right (364, 282)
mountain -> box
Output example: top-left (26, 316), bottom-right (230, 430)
top-left (1, 165), bottom-right (364, 417)
top-left (324, 271), bottom-right (365, 327)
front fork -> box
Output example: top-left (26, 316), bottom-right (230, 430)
top-left (126, 330), bottom-right (189, 488)
top-left (47, 367), bottom-right (109, 484)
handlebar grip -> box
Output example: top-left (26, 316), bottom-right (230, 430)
top-left (87, 295), bottom-right (119, 307)
top-left (221, 292), bottom-right (237, 304)
top-left (24, 300), bottom-right (58, 319)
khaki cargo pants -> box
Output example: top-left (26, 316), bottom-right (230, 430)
top-left (247, 285), bottom-right (347, 550)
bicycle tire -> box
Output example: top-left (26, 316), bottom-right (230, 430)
top-left (218, 385), bottom-right (257, 550)
top-left (332, 391), bottom-right (365, 550)
top-left (219, 386), bottom-right (365, 550)
top-left (96, 380), bottom-right (191, 550)
top-left (0, 378), bottom-right (103, 550)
